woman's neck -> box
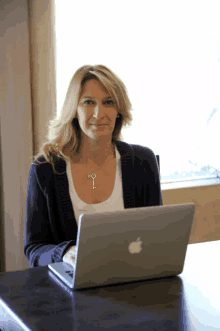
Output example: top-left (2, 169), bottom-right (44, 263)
top-left (71, 138), bottom-right (116, 167)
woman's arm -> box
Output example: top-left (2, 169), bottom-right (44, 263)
top-left (24, 162), bottom-right (76, 267)
top-left (148, 152), bottom-right (163, 206)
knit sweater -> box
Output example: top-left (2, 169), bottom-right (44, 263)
top-left (24, 141), bottom-right (163, 268)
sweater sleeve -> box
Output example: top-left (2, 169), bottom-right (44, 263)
top-left (147, 151), bottom-right (163, 206)
top-left (133, 144), bottom-right (163, 207)
top-left (24, 162), bottom-right (76, 268)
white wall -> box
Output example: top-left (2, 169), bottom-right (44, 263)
top-left (55, 0), bottom-right (220, 180)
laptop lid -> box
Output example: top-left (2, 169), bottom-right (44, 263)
top-left (74, 203), bottom-right (195, 289)
top-left (48, 203), bottom-right (195, 290)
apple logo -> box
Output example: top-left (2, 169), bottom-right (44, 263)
top-left (128, 237), bottom-right (143, 254)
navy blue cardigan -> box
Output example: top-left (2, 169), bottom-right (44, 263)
top-left (24, 141), bottom-right (163, 268)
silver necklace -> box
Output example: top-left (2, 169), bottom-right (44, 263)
top-left (87, 151), bottom-right (115, 190)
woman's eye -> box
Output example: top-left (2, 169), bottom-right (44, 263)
top-left (84, 100), bottom-right (94, 105)
top-left (105, 100), bottom-right (114, 105)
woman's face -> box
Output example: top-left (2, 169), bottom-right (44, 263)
top-left (76, 79), bottom-right (118, 141)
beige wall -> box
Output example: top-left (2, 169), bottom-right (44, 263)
top-left (163, 185), bottom-right (220, 244)
top-left (0, 0), bottom-right (56, 272)
top-left (0, 0), bottom-right (33, 272)
top-left (0, 0), bottom-right (219, 273)
top-left (29, 0), bottom-right (57, 154)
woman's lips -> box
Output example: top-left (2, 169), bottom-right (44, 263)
top-left (90, 124), bottom-right (107, 126)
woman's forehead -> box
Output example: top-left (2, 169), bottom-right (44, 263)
top-left (80, 79), bottom-right (113, 98)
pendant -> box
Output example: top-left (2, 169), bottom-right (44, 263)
top-left (88, 173), bottom-right (96, 189)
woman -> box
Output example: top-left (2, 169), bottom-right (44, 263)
top-left (24, 65), bottom-right (163, 268)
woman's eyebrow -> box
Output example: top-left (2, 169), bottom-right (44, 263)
top-left (81, 96), bottom-right (112, 100)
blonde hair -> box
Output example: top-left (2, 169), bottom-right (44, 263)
top-left (33, 64), bottom-right (133, 174)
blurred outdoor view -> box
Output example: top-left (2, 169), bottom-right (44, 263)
top-left (55, 1), bottom-right (220, 183)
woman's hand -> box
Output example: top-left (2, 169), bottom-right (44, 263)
top-left (63, 245), bottom-right (77, 268)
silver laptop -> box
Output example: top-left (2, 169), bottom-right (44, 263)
top-left (48, 203), bottom-right (195, 290)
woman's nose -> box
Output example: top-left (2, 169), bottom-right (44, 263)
top-left (93, 104), bottom-right (99, 118)
top-left (93, 103), bottom-right (104, 119)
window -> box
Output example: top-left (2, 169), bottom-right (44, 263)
top-left (55, 1), bottom-right (220, 186)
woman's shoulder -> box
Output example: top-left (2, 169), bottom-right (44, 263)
top-left (131, 143), bottom-right (154, 154)
top-left (31, 154), bottom-right (65, 175)
top-left (32, 155), bottom-right (52, 169)
top-left (115, 140), bottom-right (152, 154)
top-left (115, 140), bottom-right (156, 162)
top-left (28, 155), bottom-right (66, 189)
top-left (130, 144), bottom-right (159, 176)
top-left (28, 157), bottom-right (53, 186)
top-left (129, 143), bottom-right (156, 161)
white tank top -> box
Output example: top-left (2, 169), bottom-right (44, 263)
top-left (65, 144), bottom-right (125, 225)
